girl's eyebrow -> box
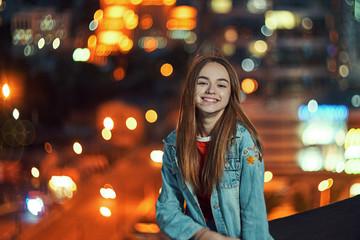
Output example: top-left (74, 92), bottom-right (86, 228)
top-left (197, 76), bottom-right (229, 83)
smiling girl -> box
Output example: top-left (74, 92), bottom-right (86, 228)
top-left (156, 51), bottom-right (273, 240)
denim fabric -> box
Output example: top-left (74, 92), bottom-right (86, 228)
top-left (156, 122), bottom-right (274, 240)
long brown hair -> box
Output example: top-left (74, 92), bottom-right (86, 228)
top-left (176, 52), bottom-right (261, 193)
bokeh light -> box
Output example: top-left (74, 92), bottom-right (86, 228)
top-left (102, 128), bottom-right (112, 140)
top-left (140, 14), bottom-right (153, 30)
top-left (113, 67), bottom-right (126, 81)
top-left (241, 58), bottom-right (255, 72)
top-left (350, 183), bottom-right (360, 197)
top-left (2, 83), bottom-right (10, 98)
top-left (100, 206), bottom-right (111, 217)
top-left (351, 95), bottom-right (360, 107)
top-left (145, 109), bottom-right (158, 123)
top-left (241, 78), bottom-right (258, 94)
top-left (160, 63), bottom-right (173, 77)
top-left (12, 108), bottom-right (20, 120)
top-left (318, 178), bottom-right (333, 192)
top-left (150, 150), bottom-right (164, 163)
top-left (31, 167), bottom-right (40, 178)
top-left (224, 27), bottom-right (238, 42)
top-left (52, 38), bottom-right (60, 49)
top-left (73, 142), bottom-right (83, 154)
top-left (264, 171), bottom-right (273, 183)
top-left (38, 38), bottom-right (45, 49)
top-left (211, 0), bottom-right (232, 14)
top-left (126, 117), bottom-right (137, 130)
top-left (103, 117), bottom-right (114, 130)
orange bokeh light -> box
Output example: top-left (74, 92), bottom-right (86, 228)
top-left (160, 63), bottom-right (173, 77)
top-left (241, 78), bottom-right (258, 94)
top-left (140, 15), bottom-right (153, 30)
top-left (144, 37), bottom-right (158, 52)
top-left (113, 67), bottom-right (126, 81)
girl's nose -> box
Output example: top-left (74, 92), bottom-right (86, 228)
top-left (205, 84), bottom-right (215, 94)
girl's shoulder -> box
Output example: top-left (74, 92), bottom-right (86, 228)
top-left (163, 130), bottom-right (176, 145)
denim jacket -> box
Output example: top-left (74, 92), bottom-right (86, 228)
top-left (156, 122), bottom-right (274, 240)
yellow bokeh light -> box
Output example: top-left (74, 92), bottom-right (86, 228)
top-left (73, 142), bottom-right (83, 154)
top-left (38, 38), bottom-right (45, 49)
top-left (264, 171), bottom-right (273, 183)
top-left (94, 9), bottom-right (103, 21)
top-left (163, 0), bottom-right (176, 5)
top-left (265, 10), bottom-right (298, 30)
top-left (104, 5), bottom-right (127, 18)
top-left (150, 150), bottom-right (163, 163)
top-left (103, 117), bottom-right (114, 130)
top-left (318, 178), bottom-right (333, 192)
top-left (102, 128), bottom-right (112, 140)
top-left (345, 128), bottom-right (360, 149)
top-left (2, 83), bottom-right (10, 98)
top-left (241, 78), bottom-right (258, 94)
top-left (12, 108), bottom-right (20, 120)
top-left (119, 37), bottom-right (133, 52)
top-left (211, 0), bottom-right (232, 14)
top-left (88, 35), bottom-right (97, 48)
top-left (350, 183), bottom-right (360, 197)
top-left (126, 117), bottom-right (137, 130)
top-left (339, 65), bottom-right (349, 78)
top-left (100, 206), bottom-right (112, 217)
top-left (31, 167), bottom-right (40, 178)
top-left (125, 16), bottom-right (138, 29)
top-left (100, 186), bottom-right (116, 199)
top-left (254, 40), bottom-right (267, 53)
top-left (99, 31), bottom-right (124, 45)
top-left (130, 0), bottom-right (143, 4)
top-left (160, 63), bottom-right (173, 77)
top-left (145, 109), bottom-right (158, 123)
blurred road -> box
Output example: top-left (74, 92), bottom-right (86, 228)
top-left (2, 145), bottom-right (164, 240)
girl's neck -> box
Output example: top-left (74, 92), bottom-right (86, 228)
top-left (198, 116), bottom-right (217, 137)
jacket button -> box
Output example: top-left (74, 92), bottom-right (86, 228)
top-left (213, 204), bottom-right (219, 209)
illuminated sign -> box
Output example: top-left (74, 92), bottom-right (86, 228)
top-left (298, 104), bottom-right (349, 121)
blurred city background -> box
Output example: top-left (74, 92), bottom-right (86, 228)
top-left (0, 0), bottom-right (360, 239)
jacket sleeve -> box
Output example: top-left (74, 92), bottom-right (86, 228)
top-left (239, 131), bottom-right (274, 240)
top-left (156, 143), bottom-right (203, 240)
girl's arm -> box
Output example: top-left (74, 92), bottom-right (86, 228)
top-left (239, 131), bottom-right (274, 240)
top-left (156, 143), bottom-right (203, 240)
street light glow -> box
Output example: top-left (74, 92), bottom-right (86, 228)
top-left (103, 117), bottom-right (114, 130)
top-left (13, 108), bottom-right (20, 120)
top-left (73, 142), bottom-right (83, 154)
top-left (126, 117), bottom-right (137, 130)
top-left (31, 167), bottom-right (40, 178)
top-left (102, 128), bottom-right (112, 140)
top-left (100, 207), bottom-right (112, 217)
top-left (2, 83), bottom-right (10, 98)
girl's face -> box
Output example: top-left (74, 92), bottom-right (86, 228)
top-left (194, 61), bottom-right (231, 120)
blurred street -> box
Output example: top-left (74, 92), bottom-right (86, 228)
top-left (1, 145), bottom-right (165, 240)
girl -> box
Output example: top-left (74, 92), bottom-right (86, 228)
top-left (156, 51), bottom-right (273, 240)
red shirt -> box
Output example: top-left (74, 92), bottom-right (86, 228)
top-left (196, 138), bottom-right (214, 222)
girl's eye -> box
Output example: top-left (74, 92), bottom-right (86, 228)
top-left (218, 84), bottom-right (227, 88)
top-left (197, 81), bottom-right (207, 85)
